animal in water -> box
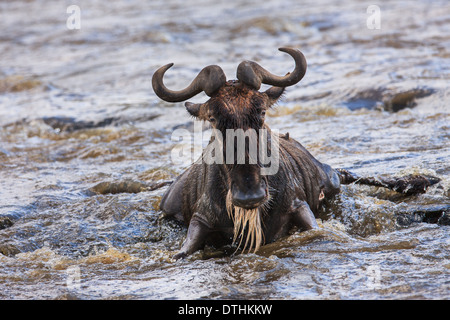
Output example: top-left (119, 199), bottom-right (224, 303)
top-left (152, 48), bottom-right (440, 259)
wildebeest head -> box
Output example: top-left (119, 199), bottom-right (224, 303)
top-left (153, 48), bottom-right (307, 251)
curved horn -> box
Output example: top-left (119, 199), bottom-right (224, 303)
top-left (152, 63), bottom-right (226, 102)
top-left (236, 47), bottom-right (307, 90)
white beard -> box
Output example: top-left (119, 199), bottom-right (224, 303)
top-left (226, 190), bottom-right (264, 253)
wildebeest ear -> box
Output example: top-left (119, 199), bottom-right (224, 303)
top-left (264, 86), bottom-right (285, 103)
top-left (185, 102), bottom-right (202, 118)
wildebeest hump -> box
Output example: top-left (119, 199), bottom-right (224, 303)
top-left (277, 135), bottom-right (339, 213)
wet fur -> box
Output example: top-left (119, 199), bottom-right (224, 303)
top-left (160, 132), bottom-right (341, 255)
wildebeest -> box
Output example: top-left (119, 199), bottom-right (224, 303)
top-left (152, 48), bottom-right (440, 259)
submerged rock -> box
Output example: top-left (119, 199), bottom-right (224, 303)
top-left (396, 205), bottom-right (450, 226)
top-left (42, 117), bottom-right (115, 133)
top-left (89, 180), bottom-right (172, 195)
top-left (338, 169), bottom-right (441, 195)
top-left (383, 88), bottom-right (435, 112)
top-left (41, 113), bottom-right (160, 133)
top-left (343, 87), bottom-right (435, 112)
top-left (0, 216), bottom-right (14, 230)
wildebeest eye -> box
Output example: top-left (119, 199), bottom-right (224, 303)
top-left (209, 116), bottom-right (216, 123)
top-left (261, 110), bottom-right (266, 117)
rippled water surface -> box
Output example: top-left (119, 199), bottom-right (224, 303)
top-left (0, 0), bottom-right (449, 299)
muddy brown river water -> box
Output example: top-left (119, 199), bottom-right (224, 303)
top-left (0, 0), bottom-right (449, 299)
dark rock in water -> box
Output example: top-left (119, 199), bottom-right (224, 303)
top-left (42, 113), bottom-right (161, 133)
top-left (383, 88), bottom-right (435, 112)
top-left (338, 169), bottom-right (441, 195)
top-left (385, 174), bottom-right (441, 195)
top-left (437, 211), bottom-right (450, 225)
top-left (0, 244), bottom-right (20, 256)
top-left (90, 180), bottom-right (148, 194)
top-left (0, 216), bottom-right (14, 230)
top-left (396, 205), bottom-right (450, 226)
top-left (42, 116), bottom-right (115, 132)
top-left (89, 180), bottom-right (172, 195)
top-left (3, 113), bottom-right (161, 134)
top-left (343, 87), bottom-right (435, 112)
